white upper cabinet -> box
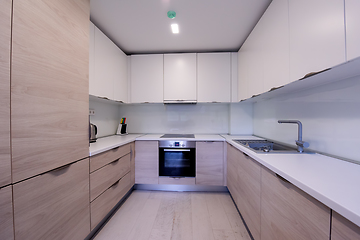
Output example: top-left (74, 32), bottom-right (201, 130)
top-left (289, 0), bottom-right (346, 81)
top-left (130, 54), bottom-right (163, 103)
top-left (197, 53), bottom-right (231, 102)
top-left (345, 0), bottom-right (360, 61)
top-left (164, 53), bottom-right (197, 102)
top-left (89, 23), bottom-right (128, 102)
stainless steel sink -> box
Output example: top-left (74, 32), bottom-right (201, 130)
top-left (233, 139), bottom-right (306, 154)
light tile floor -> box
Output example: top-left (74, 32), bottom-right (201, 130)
top-left (94, 190), bottom-right (251, 240)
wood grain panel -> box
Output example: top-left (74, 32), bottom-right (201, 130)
top-left (0, 0), bottom-right (12, 187)
top-left (91, 173), bottom-right (131, 230)
top-left (13, 159), bottom-right (90, 240)
top-left (130, 142), bottom-right (135, 186)
top-left (11, 0), bottom-right (90, 182)
top-left (332, 211), bottom-right (360, 240)
top-left (236, 150), bottom-right (261, 240)
top-left (90, 143), bottom-right (131, 173)
top-left (135, 141), bottom-right (159, 184)
top-left (90, 154), bottom-right (130, 201)
top-left (196, 142), bottom-right (224, 186)
top-left (0, 186), bottom-right (14, 240)
top-left (226, 144), bottom-right (240, 204)
top-left (158, 177), bottom-right (196, 185)
top-left (261, 167), bottom-right (330, 240)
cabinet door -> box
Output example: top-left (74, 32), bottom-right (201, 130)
top-left (345, 0), bottom-right (360, 61)
top-left (237, 49), bottom-right (249, 101)
top-left (13, 159), bottom-right (90, 240)
top-left (261, 167), bottom-right (330, 240)
top-left (0, 186), bottom-right (14, 240)
top-left (130, 142), bottom-right (135, 186)
top-left (289, 0), bottom-right (346, 81)
top-left (11, 0), bottom-right (90, 182)
top-left (236, 150), bottom-right (261, 240)
top-left (197, 53), bottom-right (231, 102)
top-left (332, 211), bottom-right (360, 240)
top-left (89, 21), bottom-right (95, 95)
top-left (0, 0), bottom-right (11, 187)
top-left (135, 141), bottom-right (158, 184)
top-left (164, 53), bottom-right (197, 102)
top-left (226, 144), bottom-right (239, 202)
top-left (196, 141), bottom-right (224, 186)
top-left (113, 47), bottom-right (128, 103)
top-left (130, 54), bottom-right (163, 103)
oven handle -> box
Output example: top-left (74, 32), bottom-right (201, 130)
top-left (163, 149), bottom-right (191, 152)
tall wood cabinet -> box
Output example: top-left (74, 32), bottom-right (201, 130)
top-left (0, 186), bottom-right (14, 240)
top-left (0, 0), bottom-right (12, 188)
top-left (11, 0), bottom-right (90, 182)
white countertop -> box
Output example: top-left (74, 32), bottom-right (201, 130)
top-left (222, 134), bottom-right (360, 228)
top-left (136, 134), bottom-right (225, 141)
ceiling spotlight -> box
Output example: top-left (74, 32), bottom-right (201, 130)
top-left (171, 24), bottom-right (179, 34)
top-left (167, 11), bottom-right (176, 19)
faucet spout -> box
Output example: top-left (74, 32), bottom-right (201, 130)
top-left (278, 120), bottom-right (309, 153)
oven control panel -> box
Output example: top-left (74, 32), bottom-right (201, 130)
top-left (159, 140), bottom-right (196, 148)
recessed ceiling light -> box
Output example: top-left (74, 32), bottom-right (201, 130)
top-left (171, 24), bottom-right (179, 34)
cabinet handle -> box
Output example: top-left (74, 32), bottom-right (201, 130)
top-left (243, 152), bottom-right (250, 157)
top-left (112, 146), bottom-right (120, 150)
top-left (110, 179), bottom-right (120, 188)
top-left (276, 173), bottom-right (290, 184)
top-left (171, 177), bottom-right (183, 180)
top-left (111, 158), bottom-right (120, 164)
top-left (49, 163), bottom-right (72, 175)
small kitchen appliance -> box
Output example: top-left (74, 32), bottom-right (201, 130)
top-left (89, 123), bottom-right (97, 143)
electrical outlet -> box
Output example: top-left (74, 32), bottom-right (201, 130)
top-left (89, 109), bottom-right (95, 116)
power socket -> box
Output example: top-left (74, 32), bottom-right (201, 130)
top-left (89, 109), bottom-right (95, 116)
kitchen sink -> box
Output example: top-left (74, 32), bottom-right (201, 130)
top-left (233, 139), bottom-right (309, 154)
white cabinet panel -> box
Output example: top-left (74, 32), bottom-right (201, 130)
top-left (164, 53), bottom-right (197, 102)
top-left (345, 0), bottom-right (360, 61)
top-left (231, 52), bottom-right (238, 102)
top-left (197, 53), bottom-right (231, 103)
top-left (130, 54), bottom-right (163, 103)
top-left (89, 22), bottom-right (95, 98)
top-left (237, 49), bottom-right (249, 101)
top-left (289, 0), bottom-right (346, 81)
top-left (113, 47), bottom-right (128, 103)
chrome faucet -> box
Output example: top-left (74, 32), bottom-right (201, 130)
top-left (278, 120), bottom-right (309, 153)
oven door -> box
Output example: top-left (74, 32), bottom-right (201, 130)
top-left (159, 148), bottom-right (195, 177)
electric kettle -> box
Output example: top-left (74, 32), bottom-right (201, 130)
top-left (89, 123), bottom-right (97, 143)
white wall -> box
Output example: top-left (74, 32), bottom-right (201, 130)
top-left (119, 103), bottom-right (230, 134)
top-left (253, 75), bottom-right (360, 163)
top-left (89, 97), bottom-right (120, 138)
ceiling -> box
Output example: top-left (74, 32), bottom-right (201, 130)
top-left (90, 0), bottom-right (272, 55)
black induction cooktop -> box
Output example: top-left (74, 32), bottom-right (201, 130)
top-left (160, 134), bottom-right (195, 138)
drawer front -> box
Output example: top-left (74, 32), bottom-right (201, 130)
top-left (0, 186), bottom-right (14, 240)
top-left (90, 153), bottom-right (130, 201)
top-left (159, 177), bottom-right (195, 185)
top-left (90, 143), bottom-right (131, 172)
top-left (13, 159), bottom-right (90, 240)
top-left (91, 173), bottom-right (131, 230)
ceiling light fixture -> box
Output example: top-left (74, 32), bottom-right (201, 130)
top-left (171, 24), bottom-right (179, 34)
top-left (167, 11), bottom-right (176, 19)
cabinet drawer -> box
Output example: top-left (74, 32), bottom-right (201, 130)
top-left (90, 153), bottom-right (130, 201)
top-left (91, 173), bottom-right (131, 230)
top-left (13, 159), bottom-right (90, 240)
top-left (90, 143), bottom-right (131, 172)
top-left (159, 177), bottom-right (195, 185)
top-left (0, 186), bottom-right (14, 240)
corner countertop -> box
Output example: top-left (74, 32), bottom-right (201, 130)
top-left (136, 134), bottom-right (225, 141)
top-left (222, 134), bottom-right (360, 228)
top-left (89, 134), bottom-right (144, 156)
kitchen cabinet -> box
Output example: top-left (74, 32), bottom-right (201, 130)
top-left (197, 53), bottom-right (231, 102)
top-left (91, 25), bottom-right (128, 102)
top-left (135, 141), bottom-right (159, 184)
top-left (13, 159), bottom-right (90, 240)
top-left (0, 186), bottom-right (14, 240)
top-left (289, 0), bottom-right (346, 81)
top-left (164, 53), bottom-right (197, 102)
top-left (196, 141), bottom-right (224, 186)
top-left (332, 211), bottom-right (360, 240)
top-left (130, 54), bottom-right (163, 103)
top-left (130, 142), bottom-right (135, 186)
top-left (261, 167), bottom-right (330, 240)
top-left (0, 0), bottom-right (11, 187)
top-left (11, 0), bottom-right (90, 182)
top-left (345, 0), bottom-right (360, 61)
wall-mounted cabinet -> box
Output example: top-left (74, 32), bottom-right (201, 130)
top-left (164, 53), bottom-right (197, 102)
top-left (130, 54), bottom-right (163, 103)
top-left (345, 0), bottom-right (360, 61)
top-left (90, 23), bottom-right (128, 102)
top-left (197, 53), bottom-right (231, 102)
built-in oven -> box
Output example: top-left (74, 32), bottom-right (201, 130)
top-left (159, 140), bottom-right (196, 177)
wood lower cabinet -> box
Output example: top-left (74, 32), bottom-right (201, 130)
top-left (0, 186), bottom-right (14, 240)
top-left (332, 211), bottom-right (360, 240)
top-left (261, 167), bottom-right (330, 240)
top-left (13, 159), bottom-right (90, 240)
top-left (0, 0), bottom-right (11, 188)
top-left (11, 0), bottom-right (90, 182)
top-left (135, 141), bottom-right (159, 184)
top-left (130, 142), bottom-right (135, 186)
top-left (196, 141), bottom-right (224, 186)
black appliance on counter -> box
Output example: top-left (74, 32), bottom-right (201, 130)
top-left (159, 139), bottom-right (196, 177)
top-left (89, 123), bottom-right (97, 143)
